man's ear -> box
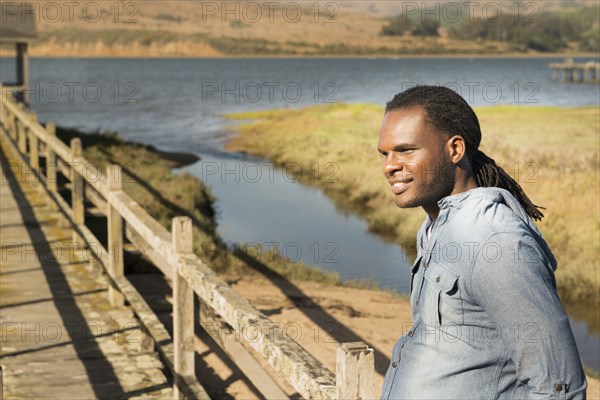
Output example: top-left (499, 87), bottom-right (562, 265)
top-left (447, 135), bottom-right (467, 164)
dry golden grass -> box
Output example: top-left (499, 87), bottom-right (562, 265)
top-left (0, 0), bottom-right (546, 57)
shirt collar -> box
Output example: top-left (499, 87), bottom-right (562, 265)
top-left (437, 186), bottom-right (508, 209)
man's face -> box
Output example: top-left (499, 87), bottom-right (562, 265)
top-left (378, 106), bottom-right (455, 212)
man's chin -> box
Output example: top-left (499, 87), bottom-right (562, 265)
top-left (394, 198), bottom-right (419, 208)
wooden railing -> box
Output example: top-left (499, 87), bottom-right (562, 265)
top-left (0, 91), bottom-right (375, 400)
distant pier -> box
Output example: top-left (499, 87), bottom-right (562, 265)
top-left (549, 59), bottom-right (600, 84)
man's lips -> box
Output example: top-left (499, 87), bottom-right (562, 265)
top-left (389, 179), bottom-right (412, 195)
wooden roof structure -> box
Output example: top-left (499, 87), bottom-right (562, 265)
top-left (0, 4), bottom-right (37, 104)
top-left (0, 4), bottom-right (38, 44)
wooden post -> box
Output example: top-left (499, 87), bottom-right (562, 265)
top-left (0, 99), bottom-right (5, 126)
top-left (173, 216), bottom-right (194, 399)
top-left (8, 114), bottom-right (16, 141)
top-left (17, 119), bottom-right (26, 154)
top-left (0, 364), bottom-right (3, 400)
top-left (7, 113), bottom-right (14, 140)
top-left (16, 43), bottom-right (29, 105)
top-left (107, 164), bottom-right (125, 307)
top-left (28, 113), bottom-right (39, 172)
top-left (71, 138), bottom-right (84, 247)
top-left (45, 122), bottom-right (57, 210)
top-left (336, 342), bottom-right (374, 400)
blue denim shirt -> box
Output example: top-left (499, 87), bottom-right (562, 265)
top-left (381, 187), bottom-right (587, 399)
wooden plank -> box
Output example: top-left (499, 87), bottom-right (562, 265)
top-left (28, 125), bottom-right (38, 171)
top-left (124, 224), bottom-right (173, 280)
top-left (0, 151), bottom-right (173, 399)
top-left (107, 164), bottom-right (125, 307)
top-left (45, 122), bottom-right (57, 211)
top-left (17, 118), bottom-right (26, 154)
top-left (114, 276), bottom-right (210, 400)
top-left (85, 183), bottom-right (107, 212)
top-left (109, 190), bottom-right (175, 272)
top-left (2, 97), bottom-right (72, 164)
top-left (177, 257), bottom-right (337, 400)
top-left (336, 342), bottom-right (374, 400)
top-left (199, 304), bottom-right (289, 400)
top-left (173, 217), bottom-right (195, 400)
top-left (70, 138), bottom-right (84, 247)
top-left (56, 157), bottom-right (71, 181)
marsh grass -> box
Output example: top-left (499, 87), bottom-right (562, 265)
top-left (226, 104), bottom-right (600, 311)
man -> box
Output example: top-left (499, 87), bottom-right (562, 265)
top-left (378, 86), bottom-right (587, 399)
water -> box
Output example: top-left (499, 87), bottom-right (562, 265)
top-left (1, 57), bottom-right (598, 370)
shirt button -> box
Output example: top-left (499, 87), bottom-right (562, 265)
top-left (423, 263), bottom-right (428, 269)
top-left (436, 276), bottom-right (441, 283)
top-left (408, 331), bottom-right (413, 337)
top-left (392, 362), bottom-right (398, 368)
top-left (555, 384), bottom-right (563, 392)
top-left (416, 300), bottom-right (419, 306)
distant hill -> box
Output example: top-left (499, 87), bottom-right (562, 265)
top-left (340, 0), bottom-right (593, 17)
top-left (0, 0), bottom-right (596, 57)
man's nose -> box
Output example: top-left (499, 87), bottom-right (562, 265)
top-left (383, 154), bottom-right (403, 176)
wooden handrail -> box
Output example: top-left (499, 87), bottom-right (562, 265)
top-left (0, 92), bottom-right (375, 400)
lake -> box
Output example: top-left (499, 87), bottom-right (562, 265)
top-left (1, 56), bottom-right (598, 370)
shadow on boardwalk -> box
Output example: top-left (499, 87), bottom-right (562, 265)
top-left (0, 148), bottom-right (171, 399)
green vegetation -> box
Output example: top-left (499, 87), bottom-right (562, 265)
top-left (381, 17), bottom-right (440, 37)
top-left (226, 104), bottom-right (600, 315)
top-left (54, 127), bottom-right (378, 290)
top-left (449, 5), bottom-right (600, 52)
top-left (39, 29), bottom-right (191, 46)
top-left (33, 29), bottom-right (500, 56)
top-left (382, 5), bottom-right (599, 53)
top-left (206, 36), bottom-right (286, 55)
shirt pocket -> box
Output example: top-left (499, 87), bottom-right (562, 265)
top-left (423, 262), bottom-right (463, 327)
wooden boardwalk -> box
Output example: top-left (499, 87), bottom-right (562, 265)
top-left (0, 149), bottom-right (173, 399)
top-left (0, 94), bottom-right (377, 400)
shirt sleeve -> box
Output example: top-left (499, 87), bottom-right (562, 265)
top-left (469, 232), bottom-right (587, 399)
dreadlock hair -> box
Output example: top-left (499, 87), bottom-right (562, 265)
top-left (385, 85), bottom-right (545, 221)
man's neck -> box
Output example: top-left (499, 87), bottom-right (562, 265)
top-left (432, 175), bottom-right (479, 218)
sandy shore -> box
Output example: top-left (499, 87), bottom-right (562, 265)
top-left (1, 50), bottom-right (598, 60)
